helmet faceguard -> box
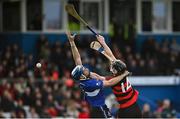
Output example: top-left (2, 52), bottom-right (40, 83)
top-left (71, 65), bottom-right (90, 81)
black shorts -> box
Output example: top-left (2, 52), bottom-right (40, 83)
top-left (117, 102), bottom-right (142, 118)
top-left (90, 105), bottom-right (112, 118)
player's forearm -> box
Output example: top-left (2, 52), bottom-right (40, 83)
top-left (102, 42), bottom-right (126, 65)
top-left (90, 72), bottom-right (105, 80)
top-left (70, 41), bottom-right (82, 65)
top-left (96, 35), bottom-right (116, 61)
top-left (104, 71), bottom-right (129, 87)
top-left (100, 42), bottom-right (116, 61)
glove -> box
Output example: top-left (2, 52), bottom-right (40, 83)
top-left (112, 60), bottom-right (127, 74)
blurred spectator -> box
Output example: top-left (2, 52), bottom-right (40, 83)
top-left (78, 106), bottom-right (89, 118)
top-left (35, 100), bottom-right (43, 115)
top-left (142, 103), bottom-right (153, 118)
top-left (40, 41), bottom-right (50, 60)
top-left (37, 35), bottom-right (48, 55)
top-left (0, 110), bottom-right (4, 118)
top-left (15, 99), bottom-right (26, 118)
top-left (66, 99), bottom-right (79, 117)
top-left (147, 59), bottom-right (158, 75)
top-left (128, 59), bottom-right (139, 75)
top-left (171, 38), bottom-right (180, 53)
top-left (22, 87), bottom-right (33, 106)
top-left (138, 59), bottom-right (146, 75)
top-left (154, 100), bottom-right (163, 118)
top-left (50, 41), bottom-right (65, 70)
top-left (46, 107), bottom-right (58, 117)
top-left (27, 107), bottom-right (39, 118)
top-left (0, 91), bottom-right (15, 112)
top-left (142, 37), bottom-right (157, 58)
top-left (161, 99), bottom-right (177, 118)
top-left (10, 111), bottom-right (16, 118)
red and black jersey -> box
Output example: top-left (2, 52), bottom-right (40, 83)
top-left (107, 76), bottom-right (139, 109)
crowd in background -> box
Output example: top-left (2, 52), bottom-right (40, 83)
top-left (0, 35), bottom-right (179, 80)
top-left (0, 78), bottom-right (89, 118)
top-left (0, 34), bottom-right (179, 118)
top-left (0, 79), bottom-right (178, 118)
top-left (111, 37), bottom-right (180, 76)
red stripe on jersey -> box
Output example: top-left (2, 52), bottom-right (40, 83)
top-left (116, 89), bottom-right (134, 101)
top-left (112, 86), bottom-right (132, 94)
top-left (119, 90), bottom-right (139, 108)
top-left (113, 82), bottom-right (127, 90)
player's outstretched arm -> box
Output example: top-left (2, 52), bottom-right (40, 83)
top-left (90, 72), bottom-right (106, 80)
top-left (103, 71), bottom-right (129, 87)
top-left (96, 35), bottom-right (116, 61)
top-left (96, 35), bottom-right (126, 66)
top-left (66, 31), bottom-right (82, 65)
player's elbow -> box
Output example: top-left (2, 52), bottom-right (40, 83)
top-left (75, 58), bottom-right (82, 65)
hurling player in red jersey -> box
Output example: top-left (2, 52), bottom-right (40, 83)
top-left (96, 35), bottom-right (142, 118)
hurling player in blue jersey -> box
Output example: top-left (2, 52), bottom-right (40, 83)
top-left (66, 31), bottom-right (129, 118)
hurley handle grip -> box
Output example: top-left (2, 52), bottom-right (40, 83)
top-left (86, 26), bottom-right (99, 36)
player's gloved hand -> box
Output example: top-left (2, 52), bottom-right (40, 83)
top-left (96, 35), bottom-right (106, 45)
top-left (112, 60), bottom-right (127, 74)
top-left (66, 31), bottom-right (76, 43)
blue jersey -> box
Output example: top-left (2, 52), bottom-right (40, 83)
top-left (79, 79), bottom-right (105, 107)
